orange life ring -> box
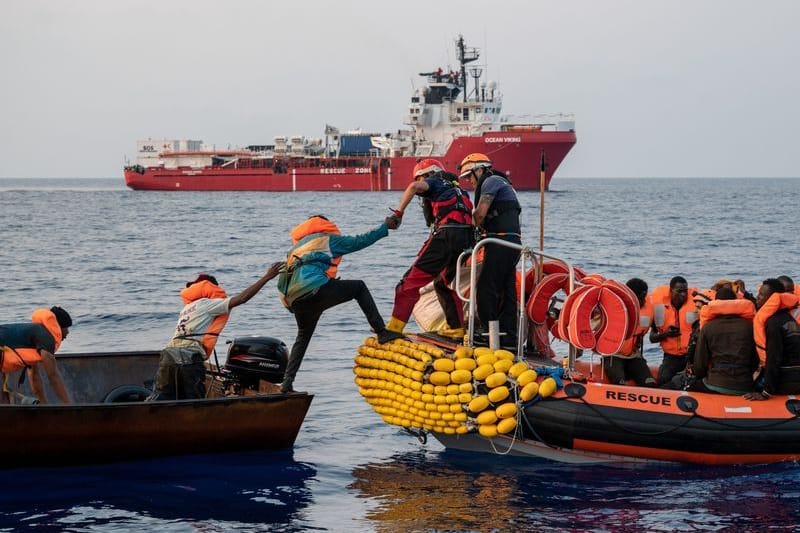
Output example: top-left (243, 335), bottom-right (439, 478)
top-left (598, 279), bottom-right (640, 339)
top-left (557, 284), bottom-right (594, 342)
top-left (526, 273), bottom-right (570, 324)
top-left (523, 259), bottom-right (585, 297)
top-left (561, 281), bottom-right (632, 355)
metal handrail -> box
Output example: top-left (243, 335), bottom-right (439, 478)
top-left (455, 238), bottom-right (579, 365)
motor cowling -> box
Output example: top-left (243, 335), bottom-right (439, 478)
top-left (224, 336), bottom-right (288, 389)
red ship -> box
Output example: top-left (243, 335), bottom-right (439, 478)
top-left (124, 36), bottom-right (576, 192)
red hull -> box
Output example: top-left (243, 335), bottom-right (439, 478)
top-left (124, 131), bottom-right (575, 192)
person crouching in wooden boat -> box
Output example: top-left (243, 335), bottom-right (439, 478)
top-left (650, 276), bottom-right (698, 385)
top-left (277, 214), bottom-right (402, 394)
top-left (602, 278), bottom-right (658, 387)
top-left (745, 278), bottom-right (800, 401)
top-left (149, 263), bottom-right (284, 401)
top-left (0, 306), bottom-right (72, 404)
top-left (384, 159), bottom-right (474, 340)
top-left (680, 286), bottom-right (758, 394)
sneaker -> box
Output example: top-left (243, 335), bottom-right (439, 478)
top-left (377, 329), bottom-right (404, 344)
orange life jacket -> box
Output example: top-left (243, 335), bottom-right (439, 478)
top-left (0, 309), bottom-right (63, 373)
top-left (700, 298), bottom-right (756, 327)
top-left (616, 296), bottom-right (654, 358)
top-left (652, 285), bottom-right (698, 356)
top-left (288, 216), bottom-right (342, 279)
top-left (754, 292), bottom-right (800, 366)
top-left (180, 280), bottom-right (229, 358)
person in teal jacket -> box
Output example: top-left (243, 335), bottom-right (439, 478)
top-left (277, 214), bottom-right (401, 393)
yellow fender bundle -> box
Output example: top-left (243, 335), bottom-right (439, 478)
top-left (354, 337), bottom-right (559, 440)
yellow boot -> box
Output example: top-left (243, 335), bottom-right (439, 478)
top-left (377, 317), bottom-right (406, 344)
top-left (386, 317), bottom-right (406, 333)
top-left (437, 325), bottom-right (466, 339)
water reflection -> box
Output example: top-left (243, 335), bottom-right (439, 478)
top-left (351, 449), bottom-right (800, 531)
top-left (0, 451), bottom-right (317, 532)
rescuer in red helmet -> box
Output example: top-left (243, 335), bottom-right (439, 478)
top-left (384, 158), bottom-right (474, 339)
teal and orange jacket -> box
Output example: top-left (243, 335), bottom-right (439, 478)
top-left (278, 216), bottom-right (388, 308)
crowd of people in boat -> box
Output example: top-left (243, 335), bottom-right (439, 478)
top-left (1, 153), bottom-right (520, 404)
top-left (5, 150), bottom-right (798, 405)
top-left (602, 275), bottom-right (800, 400)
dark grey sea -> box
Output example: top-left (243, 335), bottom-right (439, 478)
top-left (1, 177), bottom-right (799, 532)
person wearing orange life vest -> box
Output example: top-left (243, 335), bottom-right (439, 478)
top-left (650, 276), bottom-right (699, 385)
top-left (385, 159), bottom-right (474, 339)
top-left (688, 286), bottom-right (758, 394)
top-left (777, 275), bottom-right (800, 299)
top-left (0, 306), bottom-right (72, 404)
top-left (661, 288), bottom-right (716, 390)
top-left (602, 278), bottom-right (657, 387)
top-left (150, 263), bottom-right (284, 401)
top-left (745, 279), bottom-right (800, 400)
top-left (277, 214), bottom-right (402, 394)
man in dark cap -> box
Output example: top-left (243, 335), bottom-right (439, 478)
top-left (0, 306), bottom-right (73, 404)
top-left (150, 262), bottom-right (284, 401)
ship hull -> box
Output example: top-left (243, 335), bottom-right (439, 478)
top-left (124, 130), bottom-right (575, 192)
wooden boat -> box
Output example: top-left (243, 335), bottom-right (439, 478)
top-left (354, 242), bottom-right (800, 466)
top-left (0, 337), bottom-right (312, 468)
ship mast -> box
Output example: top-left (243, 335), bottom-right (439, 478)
top-left (456, 35), bottom-right (480, 103)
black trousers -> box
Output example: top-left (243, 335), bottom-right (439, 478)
top-left (657, 353), bottom-right (689, 385)
top-left (150, 348), bottom-right (206, 400)
top-left (476, 239), bottom-right (520, 342)
top-left (602, 356), bottom-right (657, 386)
top-left (282, 278), bottom-right (384, 391)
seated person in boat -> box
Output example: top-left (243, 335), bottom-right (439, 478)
top-left (602, 278), bottom-right (657, 387)
top-left (778, 275), bottom-right (800, 298)
top-left (150, 263), bottom-right (284, 401)
top-left (688, 286), bottom-right (758, 394)
top-left (745, 278), bottom-right (800, 400)
top-left (661, 288), bottom-right (712, 390)
top-left (711, 278), bottom-right (757, 305)
top-left (385, 158), bottom-right (473, 340)
top-left (649, 276), bottom-right (697, 385)
top-left (277, 214), bottom-right (401, 394)
top-left (0, 306), bottom-right (72, 404)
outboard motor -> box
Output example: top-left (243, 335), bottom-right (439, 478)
top-left (224, 336), bottom-right (288, 390)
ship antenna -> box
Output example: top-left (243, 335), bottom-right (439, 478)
top-left (456, 34), bottom-right (480, 103)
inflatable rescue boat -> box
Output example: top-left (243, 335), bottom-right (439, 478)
top-left (353, 241), bottom-right (800, 466)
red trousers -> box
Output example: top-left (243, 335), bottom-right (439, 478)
top-left (392, 225), bottom-right (472, 328)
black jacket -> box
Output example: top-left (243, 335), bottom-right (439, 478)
top-left (694, 315), bottom-right (758, 392)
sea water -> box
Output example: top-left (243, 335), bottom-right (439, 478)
top-left (0, 177), bottom-right (799, 532)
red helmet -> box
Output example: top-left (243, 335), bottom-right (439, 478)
top-left (412, 158), bottom-right (444, 179)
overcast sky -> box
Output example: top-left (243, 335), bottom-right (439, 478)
top-left (2, 0), bottom-right (799, 179)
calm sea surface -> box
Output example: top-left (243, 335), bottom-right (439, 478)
top-left (1, 177), bottom-right (799, 532)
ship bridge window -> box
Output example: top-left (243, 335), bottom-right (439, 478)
top-left (463, 108), bottom-right (469, 120)
top-left (411, 96), bottom-right (419, 103)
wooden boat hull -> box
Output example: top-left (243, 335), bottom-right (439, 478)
top-left (1, 350), bottom-right (312, 468)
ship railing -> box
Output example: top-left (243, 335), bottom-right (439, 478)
top-left (499, 113), bottom-right (576, 131)
top-left (455, 239), bottom-right (580, 367)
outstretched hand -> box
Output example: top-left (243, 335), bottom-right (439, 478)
top-left (385, 215), bottom-right (401, 230)
top-left (266, 261), bottom-right (286, 279)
